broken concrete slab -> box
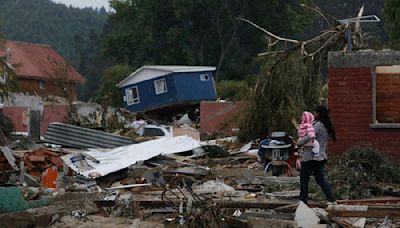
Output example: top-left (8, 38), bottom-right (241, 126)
top-left (193, 180), bottom-right (236, 195)
top-left (295, 201), bottom-right (320, 227)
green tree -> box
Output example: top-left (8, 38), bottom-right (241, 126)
top-left (96, 64), bottom-right (133, 107)
top-left (104, 0), bottom-right (314, 81)
top-left (0, 0), bottom-right (109, 101)
top-left (216, 80), bottom-right (249, 101)
top-left (385, 0), bottom-right (400, 44)
top-left (0, 0), bottom-right (107, 61)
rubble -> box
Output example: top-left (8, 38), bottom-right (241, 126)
top-left (23, 148), bottom-right (65, 178)
top-left (0, 123), bottom-right (399, 227)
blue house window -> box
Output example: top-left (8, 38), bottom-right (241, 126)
top-left (154, 78), bottom-right (167, 95)
top-left (200, 74), bottom-right (209, 81)
top-left (126, 86), bottom-right (140, 105)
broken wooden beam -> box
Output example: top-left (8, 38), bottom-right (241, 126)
top-left (134, 196), bottom-right (301, 209)
top-left (327, 210), bottom-right (400, 218)
top-left (337, 197), bottom-right (400, 205)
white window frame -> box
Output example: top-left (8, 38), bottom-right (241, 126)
top-left (370, 66), bottom-right (400, 129)
top-left (200, 73), bottom-right (209, 81)
top-left (126, 86), bottom-right (140, 105)
top-left (154, 78), bottom-right (167, 95)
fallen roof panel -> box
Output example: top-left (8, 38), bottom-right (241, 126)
top-left (62, 136), bottom-right (201, 178)
top-left (44, 122), bottom-right (136, 148)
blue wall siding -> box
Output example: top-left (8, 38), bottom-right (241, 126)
top-left (174, 71), bottom-right (217, 102)
top-left (121, 71), bottom-right (217, 112)
top-left (122, 74), bottom-right (178, 112)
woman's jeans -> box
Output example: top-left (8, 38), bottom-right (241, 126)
top-left (300, 160), bottom-right (335, 204)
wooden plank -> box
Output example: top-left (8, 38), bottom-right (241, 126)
top-left (239, 212), bottom-right (294, 220)
top-left (105, 183), bottom-right (151, 190)
top-left (162, 154), bottom-right (193, 162)
top-left (1, 147), bottom-right (17, 170)
top-left (138, 200), bottom-right (295, 209)
top-left (135, 197), bottom-right (297, 209)
top-left (328, 210), bottom-right (400, 218)
top-left (330, 218), bottom-right (353, 228)
top-left (337, 197), bottom-right (400, 204)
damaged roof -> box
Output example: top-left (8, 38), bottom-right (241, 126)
top-left (117, 65), bottom-right (216, 88)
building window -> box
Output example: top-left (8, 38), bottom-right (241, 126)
top-left (126, 86), bottom-right (140, 105)
top-left (200, 74), bottom-right (209, 81)
top-left (371, 66), bottom-right (400, 128)
top-left (40, 80), bottom-right (46, 89)
top-left (154, 78), bottom-right (167, 94)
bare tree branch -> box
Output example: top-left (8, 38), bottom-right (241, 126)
top-left (300, 3), bottom-right (333, 28)
top-left (238, 18), bottom-right (299, 45)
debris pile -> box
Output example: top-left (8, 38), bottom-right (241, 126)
top-left (327, 146), bottom-right (400, 200)
top-left (0, 124), bottom-right (399, 227)
top-left (24, 148), bottom-right (65, 177)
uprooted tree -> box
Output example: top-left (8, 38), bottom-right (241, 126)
top-left (238, 5), bottom-right (375, 141)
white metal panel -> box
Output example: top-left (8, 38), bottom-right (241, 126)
top-left (61, 136), bottom-right (201, 178)
top-left (118, 68), bottom-right (170, 88)
top-left (117, 65), bottom-right (216, 88)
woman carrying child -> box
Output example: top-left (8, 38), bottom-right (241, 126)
top-left (297, 105), bottom-right (336, 205)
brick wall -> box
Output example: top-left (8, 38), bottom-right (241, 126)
top-left (200, 101), bottom-right (241, 135)
top-left (328, 66), bottom-right (400, 160)
top-left (18, 78), bottom-right (77, 99)
top-left (1, 107), bottom-right (29, 133)
top-left (41, 105), bottom-right (68, 135)
top-left (1, 105), bottom-right (68, 136)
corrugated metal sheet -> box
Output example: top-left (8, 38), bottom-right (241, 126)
top-left (44, 122), bottom-right (136, 148)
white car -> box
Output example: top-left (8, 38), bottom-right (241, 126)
top-left (142, 124), bottom-right (172, 138)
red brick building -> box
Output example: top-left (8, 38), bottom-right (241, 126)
top-left (328, 51), bottom-right (400, 159)
top-left (200, 101), bottom-right (241, 135)
top-left (1, 40), bottom-right (83, 99)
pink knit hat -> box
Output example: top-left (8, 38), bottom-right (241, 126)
top-left (301, 111), bottom-right (314, 124)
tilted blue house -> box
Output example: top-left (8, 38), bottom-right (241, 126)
top-left (117, 65), bottom-right (217, 112)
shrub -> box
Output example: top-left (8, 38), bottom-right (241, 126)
top-left (326, 146), bottom-right (400, 199)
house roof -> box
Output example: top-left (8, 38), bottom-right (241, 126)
top-left (117, 65), bottom-right (216, 88)
top-left (0, 40), bottom-right (83, 81)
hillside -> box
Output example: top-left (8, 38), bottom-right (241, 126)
top-left (0, 0), bottom-right (108, 63)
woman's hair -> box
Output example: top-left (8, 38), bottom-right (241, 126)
top-left (316, 105), bottom-right (336, 141)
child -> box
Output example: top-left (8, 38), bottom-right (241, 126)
top-left (298, 111), bottom-right (320, 157)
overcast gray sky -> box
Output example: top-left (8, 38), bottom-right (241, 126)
top-left (52, 0), bottom-right (110, 10)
